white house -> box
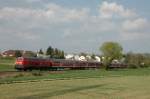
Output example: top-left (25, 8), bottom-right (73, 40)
top-left (65, 54), bottom-right (74, 60)
top-left (79, 56), bottom-right (86, 61)
top-left (74, 55), bottom-right (80, 60)
top-left (65, 53), bottom-right (101, 62)
top-left (95, 56), bottom-right (101, 62)
top-left (86, 55), bottom-right (92, 61)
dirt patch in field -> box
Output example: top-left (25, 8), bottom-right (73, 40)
top-left (0, 71), bottom-right (65, 79)
top-left (0, 71), bottom-right (28, 78)
top-left (48, 71), bottom-right (64, 74)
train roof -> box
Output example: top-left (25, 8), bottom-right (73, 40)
top-left (17, 57), bottom-right (101, 63)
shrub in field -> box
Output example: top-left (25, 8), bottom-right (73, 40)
top-left (14, 73), bottom-right (24, 78)
top-left (125, 52), bottom-right (150, 68)
top-left (128, 64), bottom-right (138, 69)
top-left (32, 71), bottom-right (43, 76)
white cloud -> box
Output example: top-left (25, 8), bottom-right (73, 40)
top-left (122, 18), bottom-right (148, 31)
top-left (62, 29), bottom-right (72, 38)
top-left (0, 3), bottom-right (89, 23)
top-left (120, 18), bottom-right (149, 41)
top-left (45, 3), bottom-right (90, 22)
top-left (99, 1), bottom-right (136, 18)
top-left (0, 7), bottom-right (40, 19)
top-left (16, 32), bottom-right (40, 40)
top-left (26, 0), bottom-right (42, 3)
top-left (0, 1), bottom-right (149, 52)
top-left (64, 8), bottom-right (89, 21)
top-left (120, 31), bottom-right (149, 41)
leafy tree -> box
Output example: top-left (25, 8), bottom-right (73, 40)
top-left (53, 48), bottom-right (59, 58)
top-left (46, 46), bottom-right (54, 57)
top-left (39, 49), bottom-right (44, 54)
top-left (125, 52), bottom-right (149, 68)
top-left (46, 46), bottom-right (65, 59)
top-left (60, 51), bottom-right (65, 59)
top-left (100, 42), bottom-right (123, 69)
top-left (80, 52), bottom-right (87, 57)
top-left (15, 50), bottom-right (22, 58)
top-left (0, 50), bottom-right (2, 58)
top-left (54, 48), bottom-right (59, 55)
top-left (23, 51), bottom-right (36, 57)
top-left (143, 53), bottom-right (150, 67)
top-left (53, 49), bottom-right (65, 59)
top-left (91, 54), bottom-right (96, 60)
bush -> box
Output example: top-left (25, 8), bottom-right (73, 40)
top-left (128, 64), bottom-right (138, 69)
top-left (14, 73), bottom-right (24, 78)
top-left (140, 64), bottom-right (149, 68)
top-left (32, 71), bottom-right (43, 76)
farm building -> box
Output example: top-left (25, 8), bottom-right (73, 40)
top-left (2, 50), bottom-right (36, 57)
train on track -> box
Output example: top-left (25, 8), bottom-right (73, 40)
top-left (15, 57), bottom-right (102, 71)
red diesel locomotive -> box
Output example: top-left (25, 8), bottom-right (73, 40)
top-left (15, 57), bottom-right (102, 71)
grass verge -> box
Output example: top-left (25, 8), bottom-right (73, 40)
top-left (1, 76), bottom-right (150, 99)
top-left (1, 68), bottom-right (150, 84)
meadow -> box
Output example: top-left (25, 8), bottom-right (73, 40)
top-left (0, 57), bottom-right (16, 71)
top-left (1, 75), bottom-right (150, 99)
top-left (1, 58), bottom-right (150, 99)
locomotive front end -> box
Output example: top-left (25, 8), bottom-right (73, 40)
top-left (15, 57), bottom-right (25, 70)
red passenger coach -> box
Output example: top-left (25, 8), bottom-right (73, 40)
top-left (15, 57), bottom-right (52, 70)
top-left (15, 57), bottom-right (102, 71)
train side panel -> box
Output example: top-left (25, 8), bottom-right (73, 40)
top-left (15, 57), bottom-right (102, 70)
top-left (15, 57), bottom-right (52, 70)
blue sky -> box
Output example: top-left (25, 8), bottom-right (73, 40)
top-left (0, 0), bottom-right (149, 54)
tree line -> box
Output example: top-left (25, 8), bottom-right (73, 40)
top-left (38, 46), bottom-right (65, 59)
top-left (14, 46), bottom-right (65, 59)
top-left (100, 41), bottom-right (150, 69)
top-left (2, 41), bottom-right (150, 69)
top-left (125, 52), bottom-right (150, 68)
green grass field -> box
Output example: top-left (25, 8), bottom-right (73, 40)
top-left (0, 57), bottom-right (16, 71)
top-left (1, 75), bottom-right (150, 99)
top-left (1, 68), bottom-right (150, 84)
top-left (1, 58), bottom-right (150, 99)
